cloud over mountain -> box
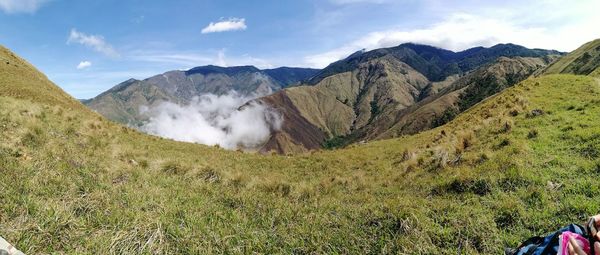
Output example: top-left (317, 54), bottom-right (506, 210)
top-left (304, 0), bottom-right (600, 68)
top-left (140, 93), bottom-right (282, 150)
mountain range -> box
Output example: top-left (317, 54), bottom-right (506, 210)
top-left (83, 66), bottom-right (319, 125)
top-left (85, 43), bottom-right (562, 153)
top-left (258, 44), bottom-right (561, 153)
top-left (1, 38), bottom-right (600, 253)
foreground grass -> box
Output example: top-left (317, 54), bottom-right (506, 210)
top-left (1, 74), bottom-right (600, 254)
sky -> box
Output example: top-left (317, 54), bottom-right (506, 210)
top-left (0, 0), bottom-right (599, 99)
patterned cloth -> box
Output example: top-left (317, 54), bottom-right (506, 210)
top-left (0, 236), bottom-right (24, 255)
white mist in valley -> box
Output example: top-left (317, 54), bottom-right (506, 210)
top-left (139, 93), bottom-right (282, 150)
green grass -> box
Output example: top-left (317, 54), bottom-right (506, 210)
top-left (544, 38), bottom-right (600, 75)
top-left (3, 44), bottom-right (600, 253)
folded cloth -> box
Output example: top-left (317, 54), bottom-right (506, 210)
top-left (0, 236), bottom-right (24, 255)
top-left (559, 231), bottom-right (591, 255)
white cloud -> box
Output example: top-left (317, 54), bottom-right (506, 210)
top-left (67, 29), bottom-right (120, 58)
top-left (76, 61), bottom-right (92, 70)
top-left (216, 49), bottom-right (227, 66)
top-left (0, 0), bottom-right (48, 14)
top-left (236, 55), bottom-right (274, 69)
top-left (129, 51), bottom-right (213, 67)
top-left (304, 10), bottom-right (600, 68)
top-left (140, 93), bottom-right (282, 150)
top-left (211, 49), bottom-right (273, 69)
top-left (129, 49), bottom-right (274, 69)
top-left (201, 18), bottom-right (247, 34)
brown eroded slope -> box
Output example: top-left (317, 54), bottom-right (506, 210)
top-left (260, 56), bottom-right (554, 153)
top-left (367, 56), bottom-right (552, 140)
top-left (259, 55), bottom-right (429, 153)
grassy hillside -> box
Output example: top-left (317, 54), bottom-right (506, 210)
top-left (2, 45), bottom-right (600, 254)
top-left (544, 39), bottom-right (600, 75)
top-left (0, 46), bottom-right (81, 110)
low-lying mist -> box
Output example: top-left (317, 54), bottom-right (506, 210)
top-left (139, 93), bottom-right (282, 150)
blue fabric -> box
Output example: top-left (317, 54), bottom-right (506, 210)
top-left (515, 224), bottom-right (587, 255)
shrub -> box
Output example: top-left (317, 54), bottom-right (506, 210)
top-left (260, 179), bottom-right (292, 197)
top-left (475, 153), bottom-right (489, 165)
top-left (526, 109), bottom-right (545, 118)
top-left (364, 213), bottom-right (414, 236)
top-left (434, 178), bottom-right (492, 196)
top-left (494, 138), bottom-right (511, 150)
top-left (197, 167), bottom-right (220, 183)
top-left (21, 126), bottom-right (45, 147)
top-left (592, 161), bottom-right (600, 174)
top-left (160, 161), bottom-right (189, 175)
top-left (495, 202), bottom-right (523, 229)
top-left (500, 121), bottom-right (512, 133)
top-left (455, 132), bottom-right (475, 153)
top-left (393, 150), bottom-right (413, 165)
top-left (138, 159), bottom-right (149, 169)
top-left (579, 144), bottom-right (600, 159)
top-left (498, 167), bottom-right (530, 192)
top-left (430, 150), bottom-right (449, 171)
top-left (294, 183), bottom-right (314, 201)
top-left (433, 107), bottom-right (460, 127)
top-left (527, 129), bottom-right (538, 139)
top-left (225, 172), bottom-right (247, 189)
top-left (323, 136), bottom-right (347, 149)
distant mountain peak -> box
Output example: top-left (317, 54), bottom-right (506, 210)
top-left (102, 78), bottom-right (140, 95)
top-left (345, 48), bottom-right (367, 60)
top-left (185, 65), bottom-right (261, 76)
top-left (309, 42), bottom-right (563, 84)
top-left (85, 65), bottom-right (320, 126)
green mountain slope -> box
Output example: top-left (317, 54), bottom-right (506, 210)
top-left (2, 44), bottom-right (600, 254)
top-left (544, 39), bottom-right (600, 76)
top-left (309, 43), bottom-right (561, 84)
top-left (359, 56), bottom-right (552, 140)
top-left (263, 67), bottom-right (320, 86)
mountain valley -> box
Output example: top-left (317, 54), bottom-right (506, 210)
top-left (1, 38), bottom-right (600, 253)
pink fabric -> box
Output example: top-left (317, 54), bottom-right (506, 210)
top-left (559, 231), bottom-right (591, 255)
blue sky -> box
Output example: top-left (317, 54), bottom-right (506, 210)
top-left (0, 0), bottom-right (599, 99)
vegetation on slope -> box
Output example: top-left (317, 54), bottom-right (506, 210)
top-left (544, 38), bottom-right (600, 75)
top-left (2, 45), bottom-right (600, 253)
top-left (309, 43), bottom-right (561, 84)
top-left (260, 55), bottom-right (430, 153)
top-left (262, 55), bottom-right (554, 153)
